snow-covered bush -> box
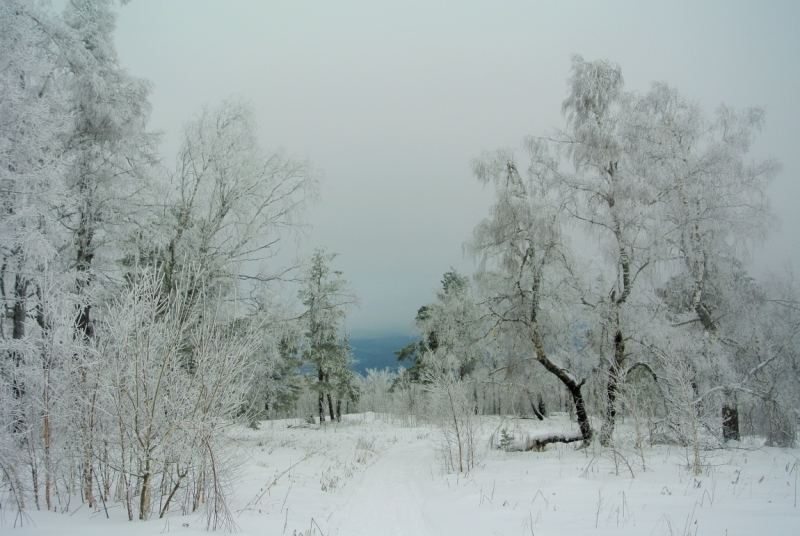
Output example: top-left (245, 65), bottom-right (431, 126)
top-left (358, 368), bottom-right (398, 416)
top-left (96, 269), bottom-right (255, 525)
top-left (423, 352), bottom-right (480, 473)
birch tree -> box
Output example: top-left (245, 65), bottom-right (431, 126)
top-left (468, 146), bottom-right (593, 445)
top-left (96, 268), bottom-right (255, 525)
top-left (555, 55), bottom-right (664, 446)
top-left (636, 81), bottom-right (780, 439)
top-left (143, 98), bottom-right (318, 303)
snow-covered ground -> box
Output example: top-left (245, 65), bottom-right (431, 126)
top-left (8, 413), bottom-right (800, 535)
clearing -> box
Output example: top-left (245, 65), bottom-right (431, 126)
top-left (8, 413), bottom-right (800, 535)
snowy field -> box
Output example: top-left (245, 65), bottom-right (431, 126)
top-left (6, 413), bottom-right (799, 536)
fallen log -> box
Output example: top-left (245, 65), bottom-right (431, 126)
top-left (523, 432), bottom-right (583, 451)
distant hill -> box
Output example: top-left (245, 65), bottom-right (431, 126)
top-left (349, 335), bottom-right (418, 376)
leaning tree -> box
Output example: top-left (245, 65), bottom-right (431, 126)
top-left (468, 146), bottom-right (593, 446)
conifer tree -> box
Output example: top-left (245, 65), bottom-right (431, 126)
top-left (299, 248), bottom-right (358, 423)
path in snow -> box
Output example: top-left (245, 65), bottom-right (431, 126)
top-left (330, 442), bottom-right (441, 536)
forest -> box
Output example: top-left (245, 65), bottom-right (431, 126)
top-left (1, 1), bottom-right (798, 534)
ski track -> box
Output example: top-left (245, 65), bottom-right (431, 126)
top-left (331, 443), bottom-right (439, 536)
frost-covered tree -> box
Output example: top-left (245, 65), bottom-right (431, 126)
top-left (0, 1), bottom-right (321, 521)
top-left (0, 0), bottom-right (68, 387)
top-left (29, 0), bottom-right (161, 505)
top-left (664, 267), bottom-right (800, 447)
top-left (424, 270), bottom-right (485, 379)
top-left (149, 98), bottom-right (318, 301)
top-left (634, 81), bottom-right (780, 439)
top-left (555, 55), bottom-right (664, 446)
top-left (468, 146), bottom-right (593, 445)
top-left (0, 0), bottom-right (75, 513)
top-left (424, 362), bottom-right (480, 473)
top-left (52, 0), bottom-right (159, 340)
top-left (238, 292), bottom-right (305, 420)
top-left (121, 97), bottom-right (319, 427)
top-left (499, 55), bottom-right (783, 447)
top-left (396, 269), bottom-right (485, 384)
top-left (95, 268), bottom-right (255, 525)
top-left (299, 248), bottom-right (358, 423)
top-left (750, 268), bottom-right (800, 446)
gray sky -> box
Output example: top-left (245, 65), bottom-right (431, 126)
top-left (111, 1), bottom-right (800, 337)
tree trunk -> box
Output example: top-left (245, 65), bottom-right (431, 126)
top-left (44, 407), bottom-right (51, 510)
top-left (722, 403), bottom-right (740, 442)
top-left (524, 432), bottom-right (584, 451)
top-left (83, 445), bottom-right (93, 507)
top-left (317, 367), bottom-right (326, 423)
top-left (327, 393), bottom-right (335, 422)
top-left (11, 273), bottom-right (27, 432)
top-left (318, 392), bottom-right (325, 424)
top-left (336, 399), bottom-right (342, 422)
top-left (531, 332), bottom-right (592, 445)
top-left (570, 384), bottom-right (592, 444)
top-left (524, 388), bottom-right (544, 420)
top-left (600, 326), bottom-right (625, 447)
top-left (159, 465), bottom-right (187, 518)
top-left (719, 386), bottom-right (739, 443)
top-left (600, 369), bottom-right (619, 446)
top-left (139, 467), bottom-right (151, 520)
top-left (529, 398), bottom-right (544, 420)
top-left (30, 459), bottom-right (40, 510)
top-left (74, 185), bottom-right (96, 342)
top-left (82, 378), bottom-right (99, 508)
top-left (537, 394), bottom-right (547, 417)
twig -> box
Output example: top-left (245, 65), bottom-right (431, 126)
top-left (311, 517), bottom-right (327, 535)
top-left (92, 467), bottom-right (109, 518)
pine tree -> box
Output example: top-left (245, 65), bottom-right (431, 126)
top-left (299, 248), bottom-right (358, 423)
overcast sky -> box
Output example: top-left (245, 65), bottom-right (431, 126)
top-left (108, 1), bottom-right (800, 338)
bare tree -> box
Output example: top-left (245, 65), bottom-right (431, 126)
top-left (97, 267), bottom-right (255, 524)
top-left (423, 355), bottom-right (480, 473)
top-left (154, 98), bottom-right (319, 299)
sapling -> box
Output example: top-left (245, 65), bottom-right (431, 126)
top-left (423, 353), bottom-right (480, 473)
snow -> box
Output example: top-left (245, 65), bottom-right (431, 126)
top-left (7, 413), bottom-right (799, 535)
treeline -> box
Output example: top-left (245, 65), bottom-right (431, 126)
top-left (383, 56), bottom-right (798, 474)
top-left (0, 0), bottom-right (361, 527)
